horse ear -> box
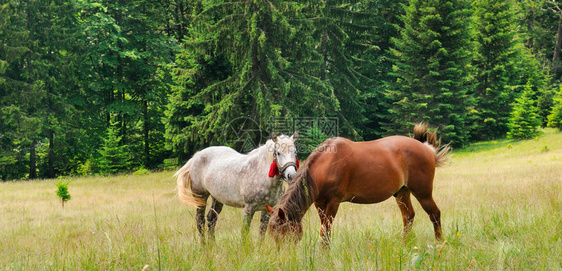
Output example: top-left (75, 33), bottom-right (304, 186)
top-left (278, 207), bottom-right (286, 221)
top-left (291, 130), bottom-right (299, 142)
top-left (271, 132), bottom-right (278, 143)
top-left (265, 204), bottom-right (274, 215)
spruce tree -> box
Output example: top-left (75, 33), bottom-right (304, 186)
top-left (307, 0), bottom-right (375, 139)
top-left (80, 0), bottom-right (177, 169)
top-left (471, 0), bottom-right (521, 140)
top-left (387, 0), bottom-right (474, 147)
top-left (361, 0), bottom-right (408, 139)
top-left (166, 0), bottom-right (334, 158)
top-left (1, 0), bottom-right (84, 179)
top-left (518, 0), bottom-right (558, 66)
top-left (98, 122), bottom-right (131, 174)
top-left (507, 81), bottom-right (541, 139)
top-left (547, 85), bottom-right (562, 130)
top-left (516, 0), bottom-right (555, 128)
top-left (32, 0), bottom-right (84, 178)
top-left (55, 179), bottom-right (72, 208)
top-left (0, 0), bottom-right (37, 180)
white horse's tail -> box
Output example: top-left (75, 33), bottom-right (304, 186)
top-left (175, 159), bottom-right (206, 208)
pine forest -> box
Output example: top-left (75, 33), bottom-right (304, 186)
top-left (2, 0), bottom-right (562, 180)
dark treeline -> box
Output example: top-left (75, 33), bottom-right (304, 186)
top-left (1, 0), bottom-right (562, 181)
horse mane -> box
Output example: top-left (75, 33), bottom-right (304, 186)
top-left (274, 138), bottom-right (337, 221)
top-left (413, 122), bottom-right (450, 167)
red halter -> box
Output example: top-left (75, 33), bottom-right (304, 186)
top-left (268, 159), bottom-right (299, 178)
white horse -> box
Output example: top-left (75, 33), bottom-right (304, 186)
top-left (176, 132), bottom-right (299, 241)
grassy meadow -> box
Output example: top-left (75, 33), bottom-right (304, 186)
top-left (1, 129), bottom-right (561, 270)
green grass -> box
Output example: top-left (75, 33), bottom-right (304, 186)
top-left (1, 129), bottom-right (561, 270)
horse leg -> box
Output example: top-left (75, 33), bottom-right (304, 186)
top-left (206, 197), bottom-right (223, 241)
top-left (242, 204), bottom-right (256, 239)
top-left (315, 200), bottom-right (340, 248)
top-left (258, 211), bottom-right (271, 239)
top-left (193, 194), bottom-right (209, 244)
top-left (394, 187), bottom-right (416, 236)
top-left (416, 196), bottom-right (442, 240)
top-left (196, 208), bottom-right (206, 243)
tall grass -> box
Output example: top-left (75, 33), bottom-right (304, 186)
top-left (1, 129), bottom-right (561, 270)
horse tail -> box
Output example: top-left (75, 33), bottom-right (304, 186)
top-left (413, 122), bottom-right (451, 167)
top-left (175, 158), bottom-right (206, 208)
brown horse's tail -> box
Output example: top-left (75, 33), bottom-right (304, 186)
top-left (175, 159), bottom-right (206, 208)
top-left (413, 122), bottom-right (450, 167)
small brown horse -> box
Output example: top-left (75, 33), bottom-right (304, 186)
top-left (266, 123), bottom-right (450, 245)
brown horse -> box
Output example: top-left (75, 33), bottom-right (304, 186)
top-left (266, 123), bottom-right (450, 245)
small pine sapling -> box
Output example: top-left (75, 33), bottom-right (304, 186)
top-left (55, 179), bottom-right (72, 208)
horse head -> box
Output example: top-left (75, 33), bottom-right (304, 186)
top-left (268, 131), bottom-right (299, 183)
top-left (265, 204), bottom-right (303, 243)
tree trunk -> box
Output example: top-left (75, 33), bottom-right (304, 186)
top-left (29, 140), bottom-right (36, 179)
top-left (321, 28), bottom-right (328, 81)
top-left (553, 18), bottom-right (562, 75)
top-left (177, 2), bottom-right (185, 42)
top-left (527, 8), bottom-right (534, 47)
top-left (26, 2), bottom-right (36, 181)
top-left (143, 99), bottom-right (150, 167)
top-left (48, 133), bottom-right (55, 178)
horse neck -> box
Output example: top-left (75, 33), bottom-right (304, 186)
top-left (246, 144), bottom-right (270, 167)
top-left (278, 167), bottom-right (317, 223)
top-left (276, 141), bottom-right (334, 223)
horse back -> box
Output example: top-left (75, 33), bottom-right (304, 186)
top-left (188, 147), bottom-right (246, 200)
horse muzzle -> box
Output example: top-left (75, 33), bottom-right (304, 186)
top-left (284, 166), bottom-right (297, 183)
top-left (279, 161), bottom-right (297, 183)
